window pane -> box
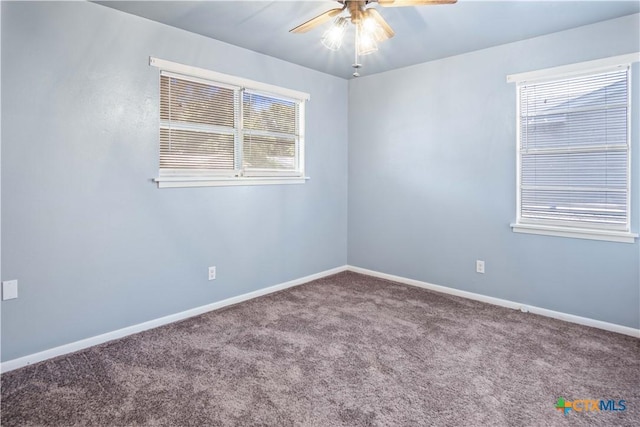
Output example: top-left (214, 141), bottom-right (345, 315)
top-left (243, 92), bottom-right (298, 135)
top-left (242, 91), bottom-right (299, 171)
top-left (521, 189), bottom-right (627, 226)
top-left (160, 129), bottom-right (235, 170)
top-left (521, 107), bottom-right (627, 150)
top-left (518, 67), bottom-right (629, 230)
top-left (243, 135), bottom-right (296, 170)
top-left (161, 75), bottom-right (235, 128)
top-left (520, 70), bottom-right (627, 115)
top-left (522, 151), bottom-right (627, 188)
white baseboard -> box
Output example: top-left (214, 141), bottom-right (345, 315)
top-left (347, 265), bottom-right (640, 339)
top-left (3, 264), bottom-right (636, 373)
top-left (0, 265), bottom-right (348, 373)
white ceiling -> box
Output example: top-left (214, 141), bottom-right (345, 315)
top-left (97, 0), bottom-right (640, 79)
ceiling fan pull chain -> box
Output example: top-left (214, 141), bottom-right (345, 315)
top-left (353, 23), bottom-right (362, 77)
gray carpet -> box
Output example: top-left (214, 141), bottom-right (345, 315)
top-left (1, 271), bottom-right (638, 426)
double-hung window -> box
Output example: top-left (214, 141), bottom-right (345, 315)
top-left (509, 55), bottom-right (638, 243)
top-left (151, 57), bottom-right (309, 188)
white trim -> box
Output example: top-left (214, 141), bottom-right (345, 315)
top-left (506, 52), bottom-right (639, 84)
top-left (159, 169), bottom-right (239, 178)
top-left (511, 223), bottom-right (638, 243)
top-left (347, 265), bottom-right (640, 338)
top-left (515, 81), bottom-right (522, 226)
top-left (626, 66), bottom-right (633, 243)
top-left (154, 176), bottom-right (310, 188)
top-left (4, 264), bottom-right (636, 372)
top-left (0, 265), bottom-right (347, 373)
top-left (150, 57), bottom-right (310, 101)
top-left (298, 101), bottom-right (306, 176)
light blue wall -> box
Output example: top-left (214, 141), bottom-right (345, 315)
top-left (2, 3), bottom-right (638, 364)
top-left (348, 14), bottom-right (640, 329)
top-left (1, 1), bottom-right (348, 361)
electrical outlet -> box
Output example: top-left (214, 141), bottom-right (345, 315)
top-left (2, 280), bottom-right (18, 300)
top-left (476, 260), bottom-right (485, 274)
top-left (208, 266), bottom-right (216, 281)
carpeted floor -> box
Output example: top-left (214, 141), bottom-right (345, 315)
top-left (1, 271), bottom-right (638, 426)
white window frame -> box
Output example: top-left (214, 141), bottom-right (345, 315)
top-left (507, 53), bottom-right (639, 243)
top-left (150, 57), bottom-right (310, 188)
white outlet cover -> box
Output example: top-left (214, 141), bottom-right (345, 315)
top-left (2, 280), bottom-right (18, 300)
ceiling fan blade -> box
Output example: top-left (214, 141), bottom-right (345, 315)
top-left (290, 7), bottom-right (344, 33)
top-left (377, 0), bottom-right (457, 7)
top-left (365, 9), bottom-right (395, 40)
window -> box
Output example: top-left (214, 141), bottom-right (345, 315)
top-left (151, 57), bottom-right (309, 188)
top-left (508, 55), bottom-right (637, 243)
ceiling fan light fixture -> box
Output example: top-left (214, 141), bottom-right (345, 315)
top-left (361, 15), bottom-right (385, 41)
top-left (356, 22), bottom-right (379, 56)
top-left (321, 17), bottom-right (348, 51)
top-left (291, 0), bottom-right (458, 76)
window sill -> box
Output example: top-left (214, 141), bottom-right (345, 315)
top-left (154, 176), bottom-right (309, 188)
top-left (511, 223), bottom-right (638, 243)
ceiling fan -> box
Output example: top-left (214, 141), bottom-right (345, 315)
top-left (290, 0), bottom-right (457, 77)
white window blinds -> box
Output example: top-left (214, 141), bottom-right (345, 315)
top-left (152, 57), bottom-right (309, 187)
top-left (517, 67), bottom-right (630, 231)
top-left (160, 72), bottom-right (239, 174)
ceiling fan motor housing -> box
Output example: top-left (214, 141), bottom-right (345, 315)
top-left (346, 1), bottom-right (368, 24)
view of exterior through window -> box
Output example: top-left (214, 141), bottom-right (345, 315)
top-left (242, 92), bottom-right (299, 173)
